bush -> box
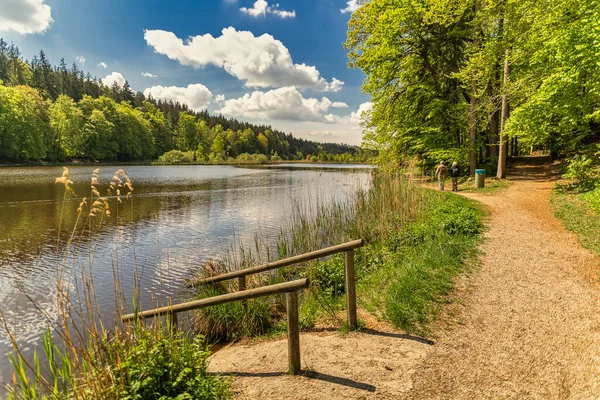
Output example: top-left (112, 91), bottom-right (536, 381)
top-left (254, 154), bottom-right (268, 164)
top-left (158, 150), bottom-right (193, 164)
top-left (431, 203), bottom-right (482, 236)
top-left (104, 327), bottom-right (230, 400)
top-left (563, 154), bottom-right (598, 190)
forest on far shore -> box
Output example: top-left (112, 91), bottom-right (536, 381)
top-left (0, 40), bottom-right (372, 164)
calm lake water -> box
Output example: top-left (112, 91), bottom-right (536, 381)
top-left (0, 163), bottom-right (372, 386)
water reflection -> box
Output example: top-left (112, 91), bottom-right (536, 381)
top-left (0, 164), bottom-right (371, 385)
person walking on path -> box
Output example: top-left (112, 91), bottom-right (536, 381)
top-left (435, 161), bottom-right (447, 191)
top-left (450, 162), bottom-right (460, 191)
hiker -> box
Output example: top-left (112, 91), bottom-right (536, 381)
top-left (435, 161), bottom-right (447, 191)
top-left (450, 162), bottom-right (460, 191)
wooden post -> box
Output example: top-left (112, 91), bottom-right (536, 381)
top-left (286, 291), bottom-right (301, 375)
top-left (238, 276), bottom-right (246, 291)
top-left (238, 275), bottom-right (247, 310)
top-left (344, 249), bottom-right (358, 330)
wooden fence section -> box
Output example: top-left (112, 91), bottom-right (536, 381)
top-left (121, 278), bottom-right (310, 374)
top-left (185, 239), bottom-right (364, 329)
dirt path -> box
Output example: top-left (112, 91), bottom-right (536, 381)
top-left (209, 163), bottom-right (600, 399)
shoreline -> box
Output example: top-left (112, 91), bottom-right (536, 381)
top-left (0, 160), bottom-right (376, 168)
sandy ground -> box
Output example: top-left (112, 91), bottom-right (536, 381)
top-left (208, 162), bottom-right (600, 399)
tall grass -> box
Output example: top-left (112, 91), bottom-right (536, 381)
top-left (2, 168), bottom-right (230, 399)
top-left (186, 170), bottom-right (483, 339)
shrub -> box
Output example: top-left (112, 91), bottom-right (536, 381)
top-left (254, 154), bottom-right (268, 164)
top-left (563, 154), bottom-right (598, 190)
top-left (158, 150), bottom-right (193, 164)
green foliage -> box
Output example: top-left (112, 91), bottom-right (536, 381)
top-left (430, 202), bottom-right (482, 236)
top-left (552, 189), bottom-right (600, 256)
top-left (105, 328), bottom-right (229, 400)
top-left (158, 150), bottom-right (194, 164)
top-left (562, 154), bottom-right (599, 190)
top-left (8, 327), bottom-right (230, 400)
top-left (346, 0), bottom-right (600, 171)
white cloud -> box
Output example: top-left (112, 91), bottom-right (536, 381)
top-left (144, 83), bottom-right (213, 111)
top-left (75, 56), bottom-right (86, 64)
top-left (272, 101), bottom-right (373, 145)
top-left (141, 72), bottom-right (157, 78)
top-left (144, 27), bottom-right (342, 91)
top-left (332, 101), bottom-right (349, 108)
top-left (0, 0), bottom-right (53, 34)
top-left (349, 101), bottom-right (372, 125)
top-left (98, 62), bottom-right (108, 68)
top-left (215, 94), bottom-right (226, 105)
top-left (272, 9), bottom-right (295, 18)
top-left (102, 72), bottom-right (126, 87)
top-left (216, 87), bottom-right (341, 123)
top-left (340, 0), bottom-right (361, 13)
top-left (240, 0), bottom-right (295, 18)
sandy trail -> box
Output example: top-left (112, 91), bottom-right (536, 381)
top-left (208, 163), bottom-right (600, 399)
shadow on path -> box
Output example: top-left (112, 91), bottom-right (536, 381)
top-left (361, 328), bottom-right (435, 345)
top-left (212, 371), bottom-right (377, 392)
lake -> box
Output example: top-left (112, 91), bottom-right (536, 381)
top-left (0, 163), bottom-right (372, 387)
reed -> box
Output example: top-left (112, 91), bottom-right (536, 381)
top-left (186, 169), bottom-right (482, 339)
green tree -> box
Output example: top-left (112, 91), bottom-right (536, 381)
top-left (49, 94), bottom-right (84, 159)
top-left (0, 84), bottom-right (50, 162)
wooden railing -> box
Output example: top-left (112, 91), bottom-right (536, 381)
top-left (185, 239), bottom-right (364, 329)
top-left (120, 239), bottom-right (364, 374)
top-left (122, 278), bottom-right (310, 374)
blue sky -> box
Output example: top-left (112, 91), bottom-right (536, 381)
top-left (0, 0), bottom-right (371, 145)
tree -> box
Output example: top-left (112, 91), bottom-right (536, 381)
top-left (49, 94), bottom-right (84, 159)
top-left (0, 85), bottom-right (50, 162)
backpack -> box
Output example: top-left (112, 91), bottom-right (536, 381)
top-left (450, 166), bottom-right (459, 177)
top-left (438, 165), bottom-right (447, 176)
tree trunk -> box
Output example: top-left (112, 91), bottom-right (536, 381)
top-left (497, 50), bottom-right (510, 179)
top-left (489, 109), bottom-right (499, 159)
top-left (469, 80), bottom-right (477, 175)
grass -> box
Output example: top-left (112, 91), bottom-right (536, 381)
top-left (3, 168), bottom-right (230, 399)
top-left (459, 177), bottom-right (510, 194)
top-left (186, 171), bottom-right (484, 339)
top-left (552, 186), bottom-right (600, 256)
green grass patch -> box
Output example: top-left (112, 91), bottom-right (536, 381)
top-left (459, 177), bottom-right (509, 194)
top-left (552, 187), bottom-right (600, 255)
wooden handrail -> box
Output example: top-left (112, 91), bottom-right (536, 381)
top-left (185, 239), bottom-right (364, 287)
top-left (121, 278), bottom-right (310, 322)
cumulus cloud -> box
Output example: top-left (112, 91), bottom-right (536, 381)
top-left (0, 0), bottom-right (53, 34)
top-left (349, 101), bottom-right (372, 125)
top-left (240, 0), bottom-right (295, 18)
top-left (216, 87), bottom-right (342, 123)
top-left (332, 101), bottom-right (349, 108)
top-left (144, 27), bottom-right (342, 91)
top-left (75, 56), bottom-right (86, 64)
top-left (340, 0), bottom-right (361, 13)
top-left (102, 72), bottom-right (126, 87)
top-left (144, 84), bottom-right (213, 111)
top-left (141, 72), bottom-right (157, 78)
top-left (215, 94), bottom-right (226, 105)
top-left (98, 62), bottom-right (108, 68)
